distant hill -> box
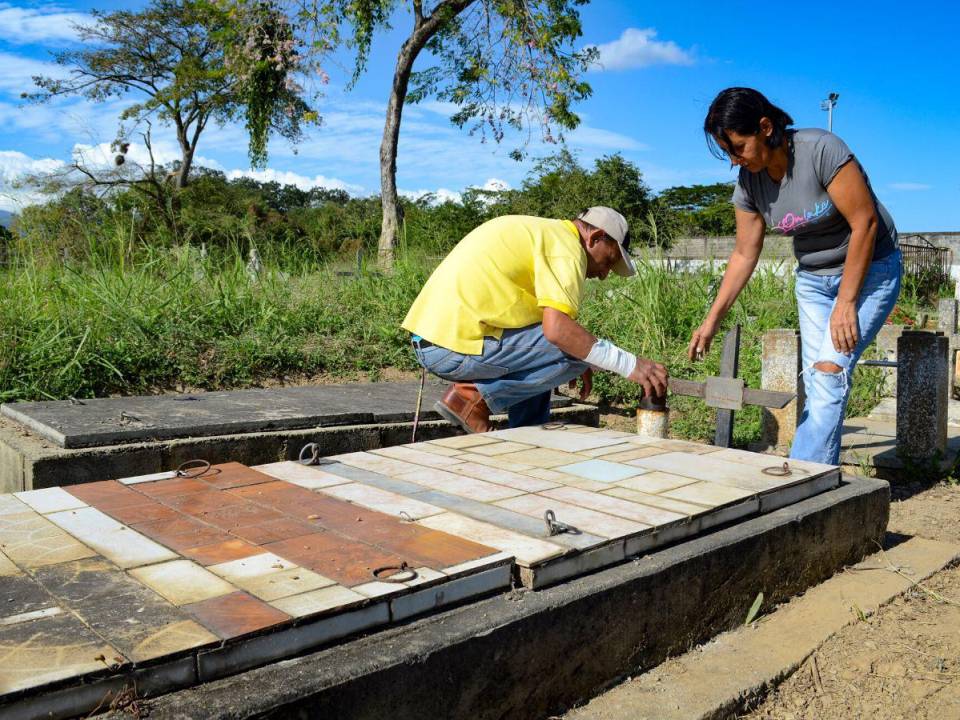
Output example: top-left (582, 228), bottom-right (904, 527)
top-left (0, 210), bottom-right (13, 228)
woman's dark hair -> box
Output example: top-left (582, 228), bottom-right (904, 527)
top-left (703, 87), bottom-right (794, 160)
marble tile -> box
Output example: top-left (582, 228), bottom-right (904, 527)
top-left (661, 481), bottom-right (757, 507)
top-left (207, 552), bottom-right (297, 583)
top-left (320, 463), bottom-right (430, 496)
top-left (495, 494), bottom-right (648, 538)
top-left (462, 441), bottom-right (536, 456)
top-left (577, 443), bottom-right (643, 458)
top-left (554, 459), bottom-right (646, 483)
top-left (404, 443), bottom-right (462, 457)
top-left (418, 512), bottom-right (565, 566)
top-left (330, 451), bottom-right (427, 477)
top-left (130, 559), bottom-right (237, 606)
top-left (601, 487), bottom-right (710, 517)
top-left (393, 466), bottom-right (524, 502)
top-left (495, 447), bottom-right (586, 468)
top-left (352, 580), bottom-right (407, 599)
top-left (253, 461), bottom-right (354, 489)
top-left (0, 612), bottom-right (122, 695)
top-left (626, 452), bottom-right (806, 492)
top-left (118, 470), bottom-right (177, 485)
top-left (269, 584), bottom-right (367, 618)
top-left (236, 567), bottom-right (336, 601)
top-left (33, 557), bottom-right (219, 662)
top-left (47, 507), bottom-right (177, 569)
top-left (0, 494), bottom-right (29, 516)
top-left (562, 424), bottom-right (604, 433)
top-left (601, 446), bottom-right (668, 462)
top-left (524, 468), bottom-right (573, 482)
top-left (552, 475), bottom-right (612, 492)
top-left (539, 486), bottom-right (687, 526)
top-left (453, 452), bottom-right (536, 472)
top-left (14, 487), bottom-right (87, 514)
top-left (709, 448), bottom-right (838, 476)
top-left (319, 482), bottom-right (444, 519)
top-left (452, 462), bottom-right (558, 492)
top-left (0, 510), bottom-right (97, 569)
top-left (372, 445), bottom-right (464, 468)
top-left (427, 435), bottom-right (502, 449)
top-left (440, 551), bottom-right (513, 577)
top-left (0, 549), bottom-right (18, 576)
top-left (0, 606), bottom-right (62, 626)
top-left (589, 429), bottom-right (634, 438)
top-left (616, 471), bottom-right (698, 494)
top-left (483, 427), bottom-right (629, 453)
top-left (184, 591), bottom-right (290, 639)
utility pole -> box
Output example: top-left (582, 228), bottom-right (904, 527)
top-left (820, 92), bottom-right (839, 132)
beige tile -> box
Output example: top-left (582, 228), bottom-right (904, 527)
top-left (602, 487), bottom-right (709, 516)
top-left (578, 443), bottom-right (642, 458)
top-left (591, 430), bottom-right (635, 438)
top-left (484, 427), bottom-right (630, 453)
top-left (393, 467), bottom-right (523, 502)
top-left (709, 448), bottom-right (837, 475)
top-left (428, 435), bottom-right (502, 449)
top-left (637, 439), bottom-right (721, 454)
top-left (269, 584), bottom-right (367, 617)
top-left (661, 481), bottom-right (756, 507)
top-left (617, 471), bottom-right (698, 494)
top-left (453, 462), bottom-right (558, 492)
top-left (495, 494), bottom-right (648, 539)
top-left (328, 451), bottom-right (425, 477)
top-left (47, 507), bottom-right (176, 569)
top-left (253, 461), bottom-right (353, 489)
top-left (604, 446), bottom-right (668, 462)
top-left (238, 567), bottom-right (336, 601)
top-left (373, 445), bottom-right (464, 468)
top-left (130, 560), bottom-right (237, 606)
top-left (208, 552), bottom-right (296, 583)
top-left (540, 486), bottom-right (686, 526)
top-left (0, 511), bottom-right (96, 569)
top-left (404, 443), bottom-right (462, 457)
top-left (443, 551), bottom-right (513, 576)
top-left (0, 549), bottom-right (19, 576)
top-left (627, 452), bottom-right (805, 492)
top-left (496, 447), bottom-right (587, 468)
top-left (454, 453), bottom-right (536, 472)
top-left (563, 425), bottom-right (604, 433)
top-left (464, 441), bottom-right (537, 456)
top-left (524, 468), bottom-right (572, 482)
top-left (320, 483), bottom-right (444, 519)
top-left (352, 580), bottom-right (405, 599)
top-left (118, 470), bottom-right (177, 485)
top-left (401, 566), bottom-right (447, 587)
top-left (0, 495), bottom-right (29, 516)
top-left (418, 512), bottom-right (565, 566)
top-left (552, 475), bottom-right (611, 492)
top-left (14, 488), bottom-right (87, 514)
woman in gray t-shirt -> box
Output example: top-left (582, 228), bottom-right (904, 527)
top-left (688, 87), bottom-right (902, 465)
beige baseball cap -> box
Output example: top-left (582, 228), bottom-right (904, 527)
top-left (577, 206), bottom-right (636, 277)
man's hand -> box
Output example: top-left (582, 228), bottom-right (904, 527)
top-left (627, 357), bottom-right (669, 399)
top-left (687, 317), bottom-right (720, 361)
top-left (830, 300), bottom-right (860, 354)
top-left (568, 368), bottom-right (593, 401)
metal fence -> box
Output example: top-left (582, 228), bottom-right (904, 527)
top-left (900, 235), bottom-right (952, 286)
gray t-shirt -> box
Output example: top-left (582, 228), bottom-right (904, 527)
top-left (732, 128), bottom-right (897, 275)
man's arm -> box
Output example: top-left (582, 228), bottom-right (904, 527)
top-left (542, 308), bottom-right (668, 398)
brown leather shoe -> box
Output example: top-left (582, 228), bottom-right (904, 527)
top-left (434, 383), bottom-right (491, 434)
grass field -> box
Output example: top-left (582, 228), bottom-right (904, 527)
top-left (0, 238), bottom-right (922, 446)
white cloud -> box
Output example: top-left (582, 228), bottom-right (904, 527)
top-left (400, 177), bottom-right (512, 205)
top-left (0, 149), bottom-right (64, 211)
top-left (0, 3), bottom-right (89, 45)
top-left (589, 28), bottom-right (695, 71)
top-left (225, 167), bottom-right (363, 194)
top-left (889, 182), bottom-right (932, 191)
top-left (0, 50), bottom-right (69, 96)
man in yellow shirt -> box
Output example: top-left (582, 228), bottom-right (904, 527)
top-left (402, 207), bottom-right (669, 433)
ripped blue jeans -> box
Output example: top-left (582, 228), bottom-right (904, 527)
top-left (790, 250), bottom-right (902, 465)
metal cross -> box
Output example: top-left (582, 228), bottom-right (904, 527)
top-left (668, 324), bottom-right (794, 448)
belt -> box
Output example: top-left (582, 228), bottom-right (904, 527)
top-left (411, 335), bottom-right (434, 349)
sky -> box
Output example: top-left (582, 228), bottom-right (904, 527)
top-left (0, 0), bottom-right (958, 230)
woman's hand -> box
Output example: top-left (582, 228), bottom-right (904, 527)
top-left (687, 318), bottom-right (720, 361)
top-left (830, 300), bottom-right (860, 354)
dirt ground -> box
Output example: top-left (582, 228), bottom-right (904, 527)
top-left (742, 482), bottom-right (960, 720)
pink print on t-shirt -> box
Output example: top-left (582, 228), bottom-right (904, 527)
top-left (775, 200), bottom-right (832, 233)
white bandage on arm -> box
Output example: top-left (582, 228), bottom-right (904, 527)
top-left (584, 339), bottom-right (637, 379)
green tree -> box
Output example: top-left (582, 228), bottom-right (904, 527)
top-left (26, 0), bottom-right (316, 189)
top-left (298, 0), bottom-right (596, 267)
top-left (658, 182), bottom-right (736, 236)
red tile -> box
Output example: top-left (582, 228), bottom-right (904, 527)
top-left (200, 504), bottom-right (286, 533)
top-left (376, 529), bottom-right (495, 568)
top-left (161, 490), bottom-right (247, 517)
top-left (66, 480), bottom-right (145, 509)
top-left (133, 516), bottom-right (232, 551)
top-left (135, 476), bottom-right (211, 498)
top-left (298, 545), bottom-right (409, 587)
top-left (262, 532), bottom-right (354, 565)
top-left (229, 518), bottom-right (316, 545)
top-left (183, 591), bottom-right (290, 639)
top-left (181, 539), bottom-right (261, 565)
top-left (99, 501), bottom-right (180, 525)
top-left (200, 463), bottom-right (276, 490)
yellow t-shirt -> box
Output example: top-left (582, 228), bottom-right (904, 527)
top-left (402, 215), bottom-right (586, 355)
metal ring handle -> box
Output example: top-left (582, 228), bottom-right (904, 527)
top-left (541, 422), bottom-right (566, 430)
top-left (299, 443), bottom-right (321, 466)
top-left (761, 462), bottom-right (792, 477)
top-left (175, 459), bottom-right (211, 478)
top-left (371, 562), bottom-right (418, 583)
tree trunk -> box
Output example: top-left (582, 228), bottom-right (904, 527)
top-left (176, 142), bottom-right (194, 190)
top-left (377, 0), bottom-right (475, 269)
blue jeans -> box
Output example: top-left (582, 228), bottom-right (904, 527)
top-left (790, 250), bottom-right (902, 464)
top-left (412, 325), bottom-right (589, 427)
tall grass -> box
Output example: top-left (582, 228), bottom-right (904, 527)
top-left (0, 239), bottom-right (896, 446)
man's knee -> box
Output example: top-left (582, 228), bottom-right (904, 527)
top-left (813, 361), bottom-right (843, 374)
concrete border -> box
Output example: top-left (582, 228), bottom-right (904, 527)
top-left (104, 474), bottom-right (889, 720)
top-left (0, 404), bottom-right (599, 492)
